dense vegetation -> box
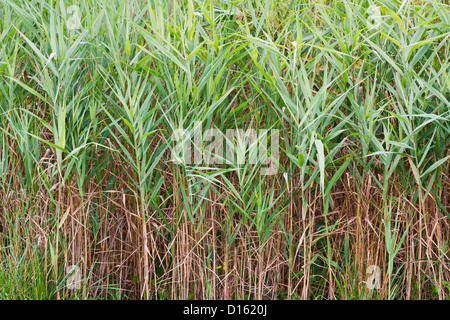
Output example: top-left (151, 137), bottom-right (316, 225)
top-left (0, 0), bottom-right (449, 299)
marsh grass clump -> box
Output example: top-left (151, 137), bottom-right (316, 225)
top-left (0, 0), bottom-right (449, 300)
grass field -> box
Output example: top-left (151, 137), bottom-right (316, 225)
top-left (0, 0), bottom-right (450, 300)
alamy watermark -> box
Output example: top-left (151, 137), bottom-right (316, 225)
top-left (366, 265), bottom-right (381, 290)
top-left (171, 122), bottom-right (279, 175)
top-left (367, 4), bottom-right (382, 29)
top-left (65, 5), bottom-right (82, 31)
top-left (66, 264), bottom-right (82, 290)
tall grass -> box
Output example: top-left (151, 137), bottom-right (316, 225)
top-left (0, 0), bottom-right (449, 299)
